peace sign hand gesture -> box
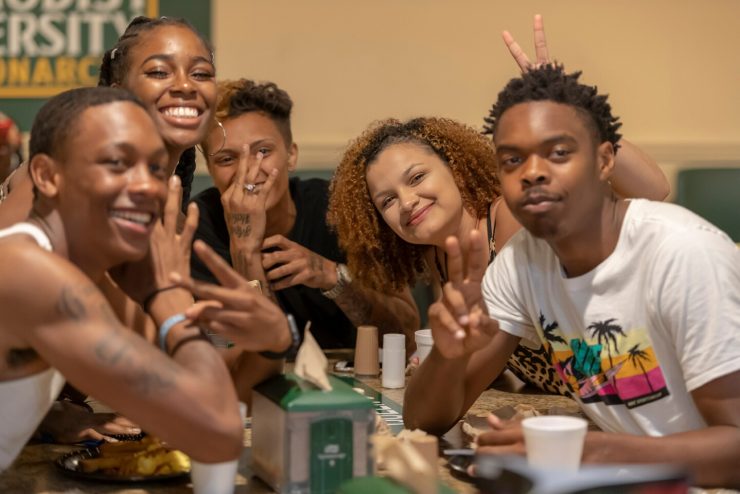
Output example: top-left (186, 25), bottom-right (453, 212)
top-left (220, 144), bottom-right (279, 253)
top-left (427, 229), bottom-right (498, 360)
top-left (172, 240), bottom-right (291, 354)
top-left (503, 14), bottom-right (551, 73)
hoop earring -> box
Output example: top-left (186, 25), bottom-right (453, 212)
top-left (196, 120), bottom-right (226, 158)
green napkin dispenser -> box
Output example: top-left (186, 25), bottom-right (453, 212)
top-left (251, 373), bottom-right (376, 494)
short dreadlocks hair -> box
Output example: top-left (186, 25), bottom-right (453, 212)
top-left (327, 117), bottom-right (500, 293)
top-left (483, 64), bottom-right (622, 152)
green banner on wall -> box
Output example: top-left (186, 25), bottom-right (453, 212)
top-left (0, 0), bottom-right (211, 130)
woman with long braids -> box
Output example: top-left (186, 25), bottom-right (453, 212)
top-left (97, 16), bottom-right (211, 205)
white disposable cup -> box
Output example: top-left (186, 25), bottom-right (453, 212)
top-left (522, 416), bottom-right (588, 472)
top-left (190, 458), bottom-right (239, 494)
top-left (414, 329), bottom-right (434, 364)
top-left (238, 401), bottom-right (247, 423)
top-left (382, 333), bottom-right (406, 389)
top-left (190, 401), bottom-right (246, 494)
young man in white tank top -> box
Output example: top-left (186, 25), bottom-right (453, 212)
top-left (0, 87), bottom-right (246, 470)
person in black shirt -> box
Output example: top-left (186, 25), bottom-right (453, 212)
top-left (191, 79), bottom-right (419, 350)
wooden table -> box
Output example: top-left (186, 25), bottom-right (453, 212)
top-left (0, 366), bottom-right (587, 493)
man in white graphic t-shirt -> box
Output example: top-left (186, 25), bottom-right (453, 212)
top-left (403, 64), bottom-right (740, 488)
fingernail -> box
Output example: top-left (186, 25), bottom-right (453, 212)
top-left (454, 329), bottom-right (465, 340)
top-left (458, 315), bottom-right (469, 326)
top-left (170, 273), bottom-right (182, 283)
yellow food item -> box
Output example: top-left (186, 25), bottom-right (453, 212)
top-left (79, 436), bottom-right (190, 476)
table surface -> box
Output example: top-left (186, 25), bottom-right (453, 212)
top-left (0, 365), bottom-right (585, 494)
top-left (2, 364), bottom-right (733, 494)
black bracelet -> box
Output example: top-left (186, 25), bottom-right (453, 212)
top-left (259, 314), bottom-right (302, 360)
top-left (169, 328), bottom-right (211, 356)
top-left (142, 285), bottom-right (181, 313)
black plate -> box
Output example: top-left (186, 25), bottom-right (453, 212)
top-left (447, 454), bottom-right (475, 482)
top-left (54, 447), bottom-right (189, 483)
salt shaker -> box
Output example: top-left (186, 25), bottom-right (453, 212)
top-left (382, 333), bottom-right (405, 389)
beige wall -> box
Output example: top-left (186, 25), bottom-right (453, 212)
top-left (211, 0), bottom-right (740, 193)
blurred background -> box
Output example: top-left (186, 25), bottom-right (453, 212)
top-left (2, 0), bottom-right (739, 198)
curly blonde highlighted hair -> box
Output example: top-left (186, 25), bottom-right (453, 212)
top-left (327, 117), bottom-right (500, 293)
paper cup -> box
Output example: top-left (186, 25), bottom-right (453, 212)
top-left (190, 400), bottom-right (245, 493)
top-left (190, 458), bottom-right (239, 494)
top-left (354, 325), bottom-right (380, 376)
top-left (414, 329), bottom-right (434, 363)
top-left (522, 415), bottom-right (587, 472)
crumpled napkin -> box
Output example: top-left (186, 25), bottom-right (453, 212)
top-left (372, 436), bottom-right (436, 494)
top-left (293, 324), bottom-right (332, 391)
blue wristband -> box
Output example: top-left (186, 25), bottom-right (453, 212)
top-left (159, 313), bottom-right (187, 352)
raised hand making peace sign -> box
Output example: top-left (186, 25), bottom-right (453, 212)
top-left (427, 230), bottom-right (498, 360)
top-left (503, 14), bottom-right (551, 73)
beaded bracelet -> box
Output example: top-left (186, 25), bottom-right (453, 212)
top-left (158, 313), bottom-right (187, 352)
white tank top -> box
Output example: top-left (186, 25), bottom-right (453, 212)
top-left (0, 222), bottom-right (65, 471)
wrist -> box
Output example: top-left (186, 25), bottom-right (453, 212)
top-left (230, 246), bottom-right (262, 275)
top-left (159, 314), bottom-right (203, 353)
top-left (321, 263), bottom-right (352, 300)
top-left (147, 288), bottom-right (193, 324)
top-left (259, 314), bottom-right (302, 360)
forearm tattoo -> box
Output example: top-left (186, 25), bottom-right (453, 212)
top-left (232, 248), bottom-right (250, 275)
top-left (57, 282), bottom-right (176, 396)
top-left (335, 284), bottom-right (375, 326)
top-left (336, 284), bottom-right (419, 335)
top-left (229, 213), bottom-right (252, 238)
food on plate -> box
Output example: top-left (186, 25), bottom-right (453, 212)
top-left (79, 436), bottom-right (190, 476)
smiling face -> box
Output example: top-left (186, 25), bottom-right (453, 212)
top-left (494, 100), bottom-right (614, 242)
top-left (54, 102), bottom-right (168, 269)
top-left (206, 111), bottom-right (297, 210)
top-left (365, 142), bottom-right (465, 247)
top-left (121, 25), bottom-right (216, 168)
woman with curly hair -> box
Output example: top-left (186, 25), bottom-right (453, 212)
top-left (327, 20), bottom-right (669, 394)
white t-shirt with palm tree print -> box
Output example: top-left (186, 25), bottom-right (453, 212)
top-left (482, 199), bottom-right (740, 436)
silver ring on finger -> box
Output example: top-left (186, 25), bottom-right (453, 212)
top-left (244, 183), bottom-right (257, 193)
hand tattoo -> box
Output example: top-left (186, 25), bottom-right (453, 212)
top-left (229, 213), bottom-right (252, 239)
top-left (310, 254), bottom-right (324, 273)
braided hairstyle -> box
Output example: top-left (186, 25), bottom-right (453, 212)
top-left (98, 16), bottom-right (214, 206)
top-left (483, 64), bottom-right (622, 152)
top-left (327, 117), bottom-right (500, 293)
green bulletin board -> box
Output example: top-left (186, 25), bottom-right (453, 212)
top-left (0, 0), bottom-right (211, 130)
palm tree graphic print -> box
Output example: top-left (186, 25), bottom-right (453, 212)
top-left (536, 314), bottom-right (669, 409)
